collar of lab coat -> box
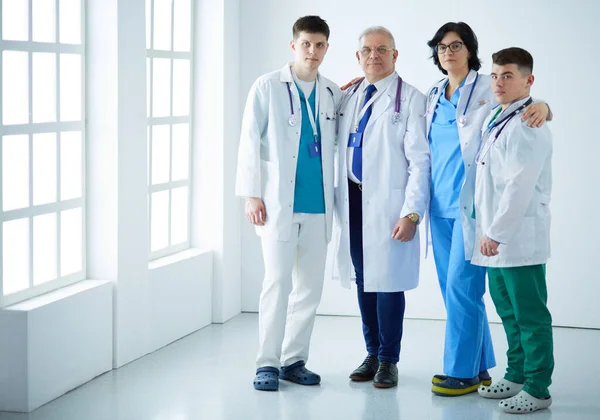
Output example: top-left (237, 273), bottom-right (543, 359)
top-left (481, 96), bottom-right (532, 136)
top-left (497, 96), bottom-right (532, 120)
top-left (432, 68), bottom-right (478, 95)
top-left (360, 71), bottom-right (397, 96)
top-left (279, 62), bottom-right (321, 84)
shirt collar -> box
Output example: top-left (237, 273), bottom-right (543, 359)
top-left (363, 71), bottom-right (396, 93)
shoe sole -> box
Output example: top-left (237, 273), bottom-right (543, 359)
top-left (431, 383), bottom-right (480, 396)
top-left (280, 378), bottom-right (320, 385)
top-left (373, 382), bottom-right (397, 389)
top-left (431, 376), bottom-right (492, 386)
top-left (349, 375), bottom-right (374, 381)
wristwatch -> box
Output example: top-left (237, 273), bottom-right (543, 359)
top-left (407, 213), bottom-right (420, 224)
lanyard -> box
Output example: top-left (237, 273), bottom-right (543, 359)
top-left (351, 75), bottom-right (396, 131)
top-left (287, 76), bottom-right (320, 140)
top-left (297, 79), bottom-right (320, 141)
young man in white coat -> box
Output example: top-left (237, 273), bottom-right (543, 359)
top-left (235, 15), bottom-right (341, 391)
top-left (333, 26), bottom-right (430, 388)
top-left (471, 47), bottom-right (553, 414)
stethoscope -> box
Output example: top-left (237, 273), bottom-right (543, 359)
top-left (475, 97), bottom-right (533, 165)
top-left (286, 81), bottom-right (336, 127)
top-left (338, 75), bottom-right (403, 125)
top-left (427, 73), bottom-right (479, 128)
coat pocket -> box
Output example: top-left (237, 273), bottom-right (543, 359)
top-left (498, 216), bottom-right (535, 260)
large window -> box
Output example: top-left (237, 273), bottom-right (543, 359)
top-left (0, 0), bottom-right (85, 307)
top-left (146, 0), bottom-right (193, 260)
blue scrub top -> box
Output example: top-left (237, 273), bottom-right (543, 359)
top-left (292, 83), bottom-right (326, 214)
top-left (428, 80), bottom-right (465, 219)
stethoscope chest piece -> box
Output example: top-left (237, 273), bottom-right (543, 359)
top-left (288, 115), bottom-right (297, 126)
top-left (458, 116), bottom-right (467, 127)
top-left (391, 112), bottom-right (401, 124)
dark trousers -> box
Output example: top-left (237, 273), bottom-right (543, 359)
top-left (348, 181), bottom-right (406, 363)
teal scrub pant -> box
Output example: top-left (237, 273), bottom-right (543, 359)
top-left (430, 216), bottom-right (496, 378)
top-left (487, 265), bottom-right (554, 398)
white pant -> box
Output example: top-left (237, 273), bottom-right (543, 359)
top-left (256, 213), bottom-right (327, 369)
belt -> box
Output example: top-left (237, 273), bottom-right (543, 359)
top-left (349, 179), bottom-right (362, 191)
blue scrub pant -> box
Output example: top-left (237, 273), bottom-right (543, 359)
top-left (430, 216), bottom-right (496, 378)
top-left (349, 181), bottom-right (405, 363)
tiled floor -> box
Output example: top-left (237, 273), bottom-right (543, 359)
top-left (1, 313), bottom-right (598, 420)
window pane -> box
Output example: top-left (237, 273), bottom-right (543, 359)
top-left (2, 51), bottom-right (29, 125)
top-left (2, 0), bottom-right (28, 41)
top-left (60, 207), bottom-right (82, 275)
top-left (33, 133), bottom-right (57, 206)
top-left (2, 135), bottom-right (29, 211)
top-left (3, 218), bottom-right (29, 295)
top-left (151, 190), bottom-right (169, 251)
top-left (153, 0), bottom-right (172, 51)
top-left (170, 186), bottom-right (188, 244)
top-left (59, 0), bottom-right (81, 44)
top-left (61, 131), bottom-right (82, 200)
top-left (152, 58), bottom-right (170, 117)
top-left (171, 123), bottom-right (189, 181)
top-left (33, 0), bottom-right (56, 43)
top-left (60, 54), bottom-right (82, 121)
top-left (146, 58), bottom-right (151, 118)
top-left (172, 59), bottom-right (189, 117)
top-left (173, 0), bottom-right (190, 52)
top-left (145, 0), bottom-right (151, 49)
top-left (33, 53), bottom-right (57, 123)
top-left (151, 125), bottom-right (170, 184)
top-left (147, 127), bottom-right (150, 186)
top-left (33, 213), bottom-right (57, 285)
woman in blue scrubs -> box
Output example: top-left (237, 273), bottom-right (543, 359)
top-left (425, 22), bottom-right (550, 396)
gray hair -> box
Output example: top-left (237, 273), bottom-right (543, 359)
top-left (358, 26), bottom-right (396, 49)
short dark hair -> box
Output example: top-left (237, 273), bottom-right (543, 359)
top-left (292, 15), bottom-right (330, 40)
top-left (492, 47), bottom-right (534, 75)
top-left (426, 22), bottom-right (482, 75)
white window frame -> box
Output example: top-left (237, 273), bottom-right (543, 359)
top-left (0, 0), bottom-right (86, 307)
top-left (146, 0), bottom-right (194, 261)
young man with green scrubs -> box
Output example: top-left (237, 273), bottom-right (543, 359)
top-left (471, 47), bottom-right (554, 414)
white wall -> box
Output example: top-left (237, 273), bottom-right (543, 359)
top-left (239, 0), bottom-right (600, 329)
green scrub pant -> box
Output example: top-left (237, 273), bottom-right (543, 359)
top-left (487, 264), bottom-right (554, 399)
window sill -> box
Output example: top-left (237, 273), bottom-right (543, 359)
top-left (148, 247), bottom-right (211, 270)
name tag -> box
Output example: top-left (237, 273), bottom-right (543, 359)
top-left (348, 132), bottom-right (363, 148)
top-left (308, 143), bottom-right (321, 157)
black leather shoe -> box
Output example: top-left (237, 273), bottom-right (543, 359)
top-left (373, 360), bottom-right (398, 388)
top-left (349, 354), bottom-right (379, 381)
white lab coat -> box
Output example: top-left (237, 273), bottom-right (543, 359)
top-left (425, 70), bottom-right (494, 259)
top-left (333, 73), bottom-right (430, 292)
top-left (471, 97), bottom-right (552, 268)
top-left (235, 63), bottom-right (342, 242)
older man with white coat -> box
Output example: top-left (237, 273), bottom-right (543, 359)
top-left (333, 26), bottom-right (430, 388)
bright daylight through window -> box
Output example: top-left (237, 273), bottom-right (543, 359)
top-left (1, 0), bottom-right (84, 307)
top-left (146, 0), bottom-right (193, 260)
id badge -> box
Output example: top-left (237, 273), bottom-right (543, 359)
top-left (308, 142), bottom-right (321, 158)
top-left (348, 132), bottom-right (363, 148)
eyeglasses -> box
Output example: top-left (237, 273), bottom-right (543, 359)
top-left (435, 41), bottom-right (464, 54)
top-left (359, 46), bottom-right (394, 56)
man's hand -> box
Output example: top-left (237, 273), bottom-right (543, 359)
top-left (480, 236), bottom-right (500, 257)
top-left (391, 217), bottom-right (417, 242)
top-left (340, 77), bottom-right (363, 91)
top-left (245, 197), bottom-right (267, 226)
top-left (521, 102), bottom-right (550, 128)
